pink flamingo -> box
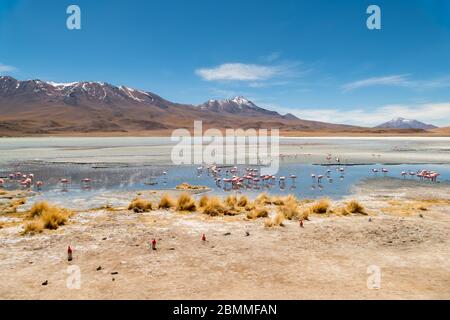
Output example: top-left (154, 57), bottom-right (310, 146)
top-left (36, 181), bottom-right (44, 190)
top-left (0, 178), bottom-right (4, 187)
top-left (317, 175), bottom-right (324, 183)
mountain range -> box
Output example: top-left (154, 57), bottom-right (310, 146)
top-left (375, 117), bottom-right (437, 130)
top-left (0, 76), bottom-right (443, 136)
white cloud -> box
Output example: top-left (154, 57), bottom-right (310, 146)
top-left (261, 52), bottom-right (281, 62)
top-left (342, 74), bottom-right (410, 92)
top-left (195, 63), bottom-right (285, 82)
top-left (0, 63), bottom-right (17, 73)
top-left (342, 74), bottom-right (450, 92)
top-left (271, 102), bottom-right (450, 127)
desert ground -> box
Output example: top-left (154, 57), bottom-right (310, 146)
top-left (0, 178), bottom-right (449, 300)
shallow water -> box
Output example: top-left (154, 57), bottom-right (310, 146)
top-left (1, 162), bottom-right (449, 210)
top-left (1, 137), bottom-right (449, 209)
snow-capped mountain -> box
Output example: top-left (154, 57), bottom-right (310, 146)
top-left (198, 96), bottom-right (297, 120)
top-left (0, 76), bottom-right (356, 135)
top-left (375, 117), bottom-right (437, 130)
top-left (0, 76), bottom-right (160, 106)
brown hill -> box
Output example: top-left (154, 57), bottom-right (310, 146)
top-left (0, 76), bottom-right (362, 136)
top-left (0, 76), bottom-right (445, 136)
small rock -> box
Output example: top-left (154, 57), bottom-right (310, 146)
top-left (42, 280), bottom-right (48, 286)
top-left (102, 237), bottom-right (107, 240)
top-left (111, 272), bottom-right (118, 275)
top-left (169, 247), bottom-right (175, 251)
top-left (223, 232), bottom-right (231, 236)
top-left (112, 278), bottom-right (115, 282)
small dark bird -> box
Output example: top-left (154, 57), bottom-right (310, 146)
top-left (96, 266), bottom-right (102, 271)
top-left (42, 280), bottom-right (48, 286)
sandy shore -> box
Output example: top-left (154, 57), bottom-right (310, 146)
top-left (0, 179), bottom-right (449, 300)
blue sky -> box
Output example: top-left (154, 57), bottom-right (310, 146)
top-left (1, 0), bottom-right (450, 126)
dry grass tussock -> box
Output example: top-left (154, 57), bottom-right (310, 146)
top-left (255, 193), bottom-right (272, 205)
top-left (225, 195), bottom-right (237, 207)
top-left (276, 195), bottom-right (302, 220)
top-left (237, 195), bottom-right (249, 207)
top-left (1, 198), bottom-right (26, 214)
top-left (310, 198), bottom-right (331, 214)
top-left (198, 195), bottom-right (210, 209)
top-left (24, 201), bottom-right (72, 234)
top-left (176, 183), bottom-right (208, 191)
top-left (247, 205), bottom-right (269, 219)
top-left (200, 195), bottom-right (252, 217)
top-left (128, 198), bottom-right (153, 213)
top-left (176, 193), bottom-right (197, 212)
top-left (343, 200), bottom-right (366, 215)
top-left (158, 193), bottom-right (176, 209)
top-left (264, 212), bottom-right (285, 228)
top-left (201, 196), bottom-right (227, 216)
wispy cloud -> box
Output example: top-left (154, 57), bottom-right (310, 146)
top-left (271, 102), bottom-right (450, 127)
top-left (195, 63), bottom-right (286, 82)
top-left (261, 52), bottom-right (281, 62)
top-left (342, 74), bottom-right (410, 92)
top-left (343, 74), bottom-right (450, 92)
top-left (0, 63), bottom-right (17, 73)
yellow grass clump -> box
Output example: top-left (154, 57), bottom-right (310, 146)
top-left (198, 195), bottom-right (210, 209)
top-left (255, 193), bottom-right (272, 205)
top-left (158, 193), bottom-right (175, 209)
top-left (24, 201), bottom-right (71, 234)
top-left (344, 200), bottom-right (366, 215)
top-left (264, 212), bottom-right (285, 228)
top-left (271, 196), bottom-right (285, 206)
top-left (277, 199), bottom-right (301, 220)
top-left (128, 198), bottom-right (153, 213)
top-left (237, 195), bottom-right (249, 208)
top-left (40, 209), bottom-right (69, 229)
top-left (5, 198), bottom-right (27, 214)
top-left (24, 220), bottom-right (44, 234)
top-left (176, 183), bottom-right (208, 191)
top-left (29, 201), bottom-right (52, 218)
top-left (247, 206), bottom-right (269, 219)
top-left (202, 197), bottom-right (227, 216)
top-left (176, 193), bottom-right (197, 212)
top-left (225, 195), bottom-right (237, 207)
top-left (310, 198), bottom-right (331, 214)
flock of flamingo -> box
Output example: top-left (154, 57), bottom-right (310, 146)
top-left (0, 161), bottom-right (442, 193)
top-left (0, 171), bottom-right (92, 192)
top-left (199, 165), bottom-right (346, 192)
